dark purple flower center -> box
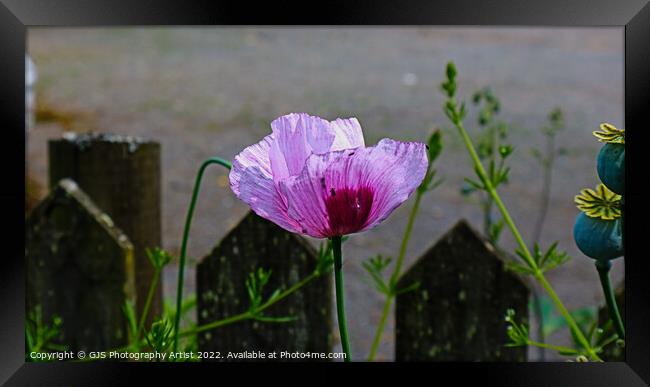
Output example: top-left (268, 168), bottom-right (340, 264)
top-left (324, 186), bottom-right (374, 236)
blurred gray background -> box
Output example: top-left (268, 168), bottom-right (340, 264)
top-left (27, 27), bottom-right (623, 361)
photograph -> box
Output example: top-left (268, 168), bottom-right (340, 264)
top-left (23, 26), bottom-right (626, 363)
top-left (2, 1), bottom-right (649, 384)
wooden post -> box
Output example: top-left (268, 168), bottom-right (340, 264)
top-left (196, 211), bottom-right (332, 361)
top-left (395, 220), bottom-right (529, 361)
top-left (48, 133), bottom-right (161, 324)
top-left (26, 179), bottom-right (135, 352)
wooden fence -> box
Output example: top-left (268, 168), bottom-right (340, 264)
top-left (26, 133), bottom-right (541, 361)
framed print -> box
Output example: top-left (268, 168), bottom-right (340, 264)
top-left (1, 0), bottom-right (649, 385)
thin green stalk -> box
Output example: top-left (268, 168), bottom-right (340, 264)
top-left (77, 268), bottom-right (323, 362)
top-left (596, 334), bottom-right (620, 351)
top-left (182, 312), bottom-right (252, 337)
top-left (172, 157), bottom-right (232, 352)
top-left (596, 261), bottom-right (625, 340)
top-left (182, 271), bottom-right (320, 337)
top-left (390, 191), bottom-right (423, 287)
top-left (333, 236), bottom-right (351, 362)
top-left (367, 296), bottom-right (393, 361)
top-left (533, 133), bottom-right (555, 245)
top-left (484, 125), bottom-right (498, 240)
top-left (531, 286), bottom-right (546, 361)
top-left (534, 273), bottom-right (600, 360)
top-left (368, 190), bottom-right (423, 360)
top-left (136, 266), bottom-right (162, 340)
top-left (453, 117), bottom-right (601, 361)
top-left (526, 340), bottom-right (578, 354)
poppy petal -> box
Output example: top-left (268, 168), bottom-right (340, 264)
top-left (229, 134), bottom-right (273, 196)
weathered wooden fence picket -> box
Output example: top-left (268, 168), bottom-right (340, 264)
top-left (26, 179), bottom-right (135, 352)
top-left (49, 133), bottom-right (162, 322)
top-left (196, 211), bottom-right (333, 360)
top-left (395, 220), bottom-right (529, 361)
top-left (25, 132), bottom-right (544, 361)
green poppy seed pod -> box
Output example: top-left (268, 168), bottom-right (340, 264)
top-left (597, 142), bottom-right (625, 195)
top-left (573, 212), bottom-right (623, 261)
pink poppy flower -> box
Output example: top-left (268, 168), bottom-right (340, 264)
top-left (229, 113), bottom-right (428, 238)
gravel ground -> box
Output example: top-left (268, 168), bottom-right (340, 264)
top-left (27, 27), bottom-right (624, 361)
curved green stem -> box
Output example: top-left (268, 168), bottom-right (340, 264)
top-left (368, 190), bottom-right (423, 360)
top-left (136, 266), bottom-right (162, 340)
top-left (452, 116), bottom-right (601, 361)
top-left (172, 157), bottom-right (232, 352)
top-left (332, 236), bottom-right (351, 362)
top-left (596, 260), bottom-right (625, 340)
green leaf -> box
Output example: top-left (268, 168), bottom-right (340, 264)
top-left (395, 281), bottom-right (420, 295)
top-left (146, 247), bottom-right (174, 270)
top-left (122, 300), bottom-right (138, 338)
top-left (427, 177), bottom-right (444, 192)
top-left (504, 260), bottom-right (535, 276)
top-left (463, 178), bottom-right (483, 192)
top-left (362, 254), bottom-right (393, 295)
top-left (479, 109), bottom-right (491, 126)
top-left (443, 102), bottom-right (456, 122)
top-left (446, 61), bottom-right (457, 81)
top-left (488, 220), bottom-right (505, 244)
top-left (472, 91), bottom-right (482, 104)
top-left (316, 240), bottom-right (334, 275)
top-left (427, 130), bottom-right (443, 163)
top-left (458, 101), bottom-right (467, 120)
top-left (558, 349), bottom-right (580, 356)
top-left (145, 318), bottom-right (175, 353)
top-left (253, 315), bottom-right (298, 323)
top-left (495, 167), bottom-right (510, 186)
top-left (535, 242), bottom-right (571, 273)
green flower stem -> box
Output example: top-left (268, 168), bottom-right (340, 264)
top-left (531, 286), bottom-right (546, 360)
top-left (183, 312), bottom-right (252, 337)
top-left (596, 260), bottom-right (625, 340)
top-left (172, 157), bottom-right (232, 352)
top-left (390, 191), bottom-right (423, 287)
top-left (452, 116), bottom-right (602, 361)
top-left (136, 266), bottom-right (162, 341)
top-left (367, 189), bottom-right (424, 360)
top-left (332, 236), bottom-right (352, 362)
top-left (484, 125), bottom-right (498, 239)
top-left (181, 271), bottom-right (320, 337)
top-left (76, 268), bottom-right (324, 363)
top-left (525, 340), bottom-right (578, 354)
top-left (534, 272), bottom-right (600, 360)
top-left (367, 294), bottom-right (392, 361)
top-left (596, 334), bottom-right (620, 351)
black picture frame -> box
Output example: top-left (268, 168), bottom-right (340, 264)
top-left (1, 1), bottom-right (649, 385)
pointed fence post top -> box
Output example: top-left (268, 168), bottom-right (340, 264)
top-left (196, 211), bottom-right (332, 360)
top-left (26, 178), bottom-right (136, 352)
top-left (48, 133), bottom-right (161, 321)
top-left (28, 178), bottom-right (133, 252)
top-left (395, 219), bottom-right (529, 361)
